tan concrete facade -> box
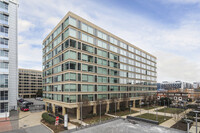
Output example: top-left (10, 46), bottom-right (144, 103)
top-left (42, 12), bottom-right (157, 119)
top-left (18, 68), bottom-right (42, 98)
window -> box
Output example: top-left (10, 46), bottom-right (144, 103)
top-left (69, 17), bottom-right (77, 27)
top-left (82, 74), bottom-right (94, 82)
top-left (53, 26), bottom-right (61, 39)
top-left (63, 17), bottom-right (69, 29)
top-left (97, 40), bottom-right (107, 49)
top-left (82, 54), bottom-right (93, 63)
top-left (69, 28), bottom-right (76, 38)
top-left (97, 85), bottom-right (108, 92)
top-left (97, 31), bottom-right (107, 40)
top-left (63, 95), bottom-right (76, 103)
top-left (82, 94), bottom-right (94, 101)
top-left (82, 43), bottom-right (94, 53)
top-left (110, 69), bottom-right (118, 76)
top-left (0, 2), bottom-right (8, 11)
top-left (97, 49), bottom-right (107, 58)
top-left (97, 67), bottom-right (107, 75)
top-left (0, 74), bottom-right (8, 88)
top-left (120, 42), bottom-right (127, 49)
top-left (0, 91), bottom-right (8, 100)
top-left (97, 58), bottom-right (107, 66)
top-left (110, 37), bottom-right (118, 45)
top-left (110, 77), bottom-right (118, 83)
top-left (0, 50), bottom-right (8, 57)
top-left (81, 23), bottom-right (94, 34)
top-left (82, 85), bottom-right (94, 92)
top-left (64, 84), bottom-right (76, 92)
top-left (64, 50), bottom-right (77, 60)
top-left (110, 86), bottom-right (118, 91)
top-left (109, 45), bottom-right (118, 53)
top-left (53, 55), bottom-right (62, 65)
top-left (53, 45), bottom-right (62, 56)
top-left (82, 64), bottom-right (94, 72)
top-left (0, 62), bottom-right (8, 69)
top-left (53, 75), bottom-right (62, 82)
top-left (63, 62), bottom-right (76, 70)
top-left (53, 35), bottom-right (62, 47)
top-left (64, 73), bottom-right (76, 81)
top-left (53, 85), bottom-right (62, 92)
top-left (81, 33), bottom-right (94, 44)
top-left (97, 94), bottom-right (108, 100)
top-left (63, 29), bottom-right (69, 39)
top-left (110, 61), bottom-right (118, 68)
top-left (0, 103), bottom-right (8, 113)
top-left (97, 76), bottom-right (107, 83)
top-left (110, 53), bottom-right (118, 60)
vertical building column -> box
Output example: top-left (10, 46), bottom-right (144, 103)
top-left (77, 106), bottom-right (80, 120)
top-left (62, 106), bottom-right (66, 116)
top-left (93, 104), bottom-right (97, 114)
top-left (117, 102), bottom-right (120, 110)
top-left (106, 102), bottom-right (110, 113)
top-left (125, 101), bottom-right (128, 108)
top-left (52, 104), bottom-right (55, 114)
top-left (45, 102), bottom-right (48, 111)
top-left (132, 100), bottom-right (135, 108)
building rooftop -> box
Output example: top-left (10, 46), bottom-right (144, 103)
top-left (62, 119), bottom-right (184, 133)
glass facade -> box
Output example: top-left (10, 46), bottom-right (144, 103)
top-left (42, 13), bottom-right (157, 105)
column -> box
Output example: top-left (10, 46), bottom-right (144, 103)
top-left (106, 102), bottom-right (110, 113)
top-left (45, 102), bottom-right (48, 111)
top-left (62, 106), bottom-right (66, 116)
top-left (132, 100), bottom-right (135, 108)
top-left (77, 106), bottom-right (80, 120)
top-left (125, 101), bottom-right (128, 108)
top-left (117, 102), bottom-right (120, 110)
top-left (52, 104), bottom-right (55, 114)
top-left (139, 100), bottom-right (141, 105)
top-left (93, 104), bottom-right (97, 114)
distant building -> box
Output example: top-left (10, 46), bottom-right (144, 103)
top-left (18, 68), bottom-right (43, 98)
top-left (157, 81), bottom-right (193, 91)
top-left (193, 82), bottom-right (200, 89)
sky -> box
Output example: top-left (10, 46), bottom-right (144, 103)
top-left (18, 0), bottom-right (200, 83)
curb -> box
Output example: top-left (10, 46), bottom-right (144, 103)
top-left (41, 122), bottom-right (54, 133)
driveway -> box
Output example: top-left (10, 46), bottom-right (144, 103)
top-left (3, 125), bottom-right (52, 133)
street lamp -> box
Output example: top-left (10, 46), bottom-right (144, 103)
top-left (193, 110), bottom-right (200, 133)
top-left (164, 100), bottom-right (166, 120)
top-left (184, 119), bottom-right (193, 133)
top-left (115, 100), bottom-right (117, 117)
top-left (80, 102), bottom-right (83, 126)
top-left (99, 101), bottom-right (102, 123)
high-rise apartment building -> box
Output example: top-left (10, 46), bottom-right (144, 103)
top-left (42, 12), bottom-right (157, 119)
top-left (0, 0), bottom-right (18, 118)
top-left (18, 68), bottom-right (43, 98)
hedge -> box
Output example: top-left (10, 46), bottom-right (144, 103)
top-left (42, 112), bottom-right (55, 124)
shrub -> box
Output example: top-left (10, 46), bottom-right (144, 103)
top-left (42, 112), bottom-right (55, 124)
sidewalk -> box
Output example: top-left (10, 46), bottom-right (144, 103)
top-left (160, 109), bottom-right (191, 128)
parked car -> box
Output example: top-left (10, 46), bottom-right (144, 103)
top-left (36, 97), bottom-right (43, 101)
top-left (20, 105), bottom-right (29, 112)
top-left (18, 98), bottom-right (24, 103)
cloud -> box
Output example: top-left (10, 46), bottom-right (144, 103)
top-left (156, 51), bottom-right (200, 82)
top-left (18, 0), bottom-right (200, 82)
top-left (160, 0), bottom-right (200, 4)
top-left (18, 19), bottom-right (35, 33)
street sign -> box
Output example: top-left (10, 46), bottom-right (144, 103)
top-left (55, 116), bottom-right (59, 126)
